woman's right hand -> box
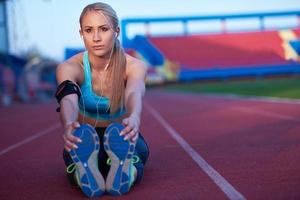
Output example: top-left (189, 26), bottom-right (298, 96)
top-left (62, 122), bottom-right (82, 152)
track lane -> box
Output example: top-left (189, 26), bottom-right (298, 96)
top-left (1, 90), bottom-right (299, 199)
top-left (0, 101), bottom-right (59, 150)
top-left (146, 90), bottom-right (300, 200)
top-left (0, 94), bottom-right (228, 199)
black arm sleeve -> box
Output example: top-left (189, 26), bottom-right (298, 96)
top-left (55, 80), bottom-right (81, 112)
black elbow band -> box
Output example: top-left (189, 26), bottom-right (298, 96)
top-left (55, 80), bottom-right (81, 112)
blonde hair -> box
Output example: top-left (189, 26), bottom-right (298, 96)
top-left (80, 2), bottom-right (126, 114)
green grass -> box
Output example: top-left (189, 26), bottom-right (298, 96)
top-left (163, 76), bottom-right (300, 99)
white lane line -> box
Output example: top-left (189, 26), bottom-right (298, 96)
top-left (0, 123), bottom-right (60, 156)
top-left (230, 96), bottom-right (300, 105)
top-left (145, 103), bottom-right (246, 200)
top-left (234, 106), bottom-right (300, 122)
top-left (191, 94), bottom-right (300, 122)
top-left (203, 94), bottom-right (300, 105)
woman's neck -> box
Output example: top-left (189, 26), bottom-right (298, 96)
top-left (88, 53), bottom-right (110, 72)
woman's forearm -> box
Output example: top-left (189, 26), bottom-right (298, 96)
top-left (59, 94), bottom-right (79, 128)
top-left (126, 91), bottom-right (143, 120)
top-left (125, 81), bottom-right (145, 120)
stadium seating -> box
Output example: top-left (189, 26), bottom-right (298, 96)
top-left (149, 30), bottom-right (295, 69)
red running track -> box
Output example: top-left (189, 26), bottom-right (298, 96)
top-left (0, 90), bottom-right (300, 199)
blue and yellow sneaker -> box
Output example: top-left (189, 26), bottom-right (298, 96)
top-left (103, 123), bottom-right (137, 196)
top-left (69, 124), bottom-right (105, 197)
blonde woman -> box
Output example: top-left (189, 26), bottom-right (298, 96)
top-left (55, 2), bottom-right (149, 197)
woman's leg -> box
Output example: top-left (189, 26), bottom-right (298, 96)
top-left (62, 149), bottom-right (78, 186)
top-left (133, 133), bottom-right (150, 184)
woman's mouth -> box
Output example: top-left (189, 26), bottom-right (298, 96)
top-left (92, 45), bottom-right (104, 50)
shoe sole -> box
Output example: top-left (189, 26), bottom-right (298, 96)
top-left (104, 123), bottom-right (136, 196)
top-left (69, 124), bottom-right (105, 197)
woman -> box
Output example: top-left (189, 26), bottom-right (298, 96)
top-left (55, 2), bottom-right (149, 197)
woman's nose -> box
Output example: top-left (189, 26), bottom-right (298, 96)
top-left (93, 31), bottom-right (101, 42)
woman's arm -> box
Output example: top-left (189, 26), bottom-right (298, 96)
top-left (120, 57), bottom-right (147, 142)
top-left (56, 61), bottom-right (82, 151)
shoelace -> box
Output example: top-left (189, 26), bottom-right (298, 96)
top-left (66, 163), bottom-right (76, 174)
top-left (106, 155), bottom-right (140, 165)
top-left (66, 155), bottom-right (140, 174)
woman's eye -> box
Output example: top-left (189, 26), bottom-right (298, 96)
top-left (85, 29), bottom-right (92, 33)
top-left (101, 27), bottom-right (109, 32)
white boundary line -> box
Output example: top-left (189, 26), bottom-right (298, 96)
top-left (178, 92), bottom-right (300, 121)
top-left (0, 123), bottom-right (60, 156)
top-left (237, 96), bottom-right (300, 105)
top-left (233, 106), bottom-right (300, 122)
top-left (204, 94), bottom-right (300, 105)
top-left (197, 94), bottom-right (300, 122)
top-left (145, 103), bottom-right (246, 200)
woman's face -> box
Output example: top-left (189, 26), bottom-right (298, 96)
top-left (80, 10), bottom-right (116, 58)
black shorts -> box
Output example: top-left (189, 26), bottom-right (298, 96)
top-left (63, 127), bottom-right (150, 186)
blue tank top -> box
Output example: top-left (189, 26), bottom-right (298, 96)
top-left (78, 51), bottom-right (126, 120)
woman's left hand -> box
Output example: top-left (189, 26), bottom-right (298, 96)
top-left (120, 115), bottom-right (140, 142)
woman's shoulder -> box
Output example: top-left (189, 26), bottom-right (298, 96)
top-left (59, 52), bottom-right (84, 69)
top-left (125, 54), bottom-right (147, 72)
top-left (125, 54), bottom-right (148, 80)
top-left (56, 52), bottom-right (84, 83)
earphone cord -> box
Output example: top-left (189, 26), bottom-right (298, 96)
top-left (93, 75), bottom-right (104, 128)
top-left (104, 40), bottom-right (115, 71)
top-left (78, 34), bottom-right (116, 127)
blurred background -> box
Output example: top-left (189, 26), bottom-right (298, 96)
top-left (0, 0), bottom-right (300, 107)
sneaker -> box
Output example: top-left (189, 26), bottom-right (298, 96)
top-left (106, 155), bottom-right (140, 186)
top-left (65, 163), bottom-right (79, 187)
top-left (69, 124), bottom-right (105, 197)
top-left (103, 123), bottom-right (137, 196)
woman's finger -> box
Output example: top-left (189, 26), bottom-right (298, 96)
top-left (65, 140), bottom-right (78, 149)
top-left (124, 128), bottom-right (138, 140)
top-left (120, 124), bottom-right (133, 136)
top-left (122, 118), bottom-right (129, 125)
top-left (66, 133), bottom-right (81, 143)
top-left (64, 145), bottom-right (71, 152)
top-left (131, 132), bottom-right (139, 142)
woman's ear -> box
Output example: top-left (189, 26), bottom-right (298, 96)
top-left (115, 26), bottom-right (120, 37)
